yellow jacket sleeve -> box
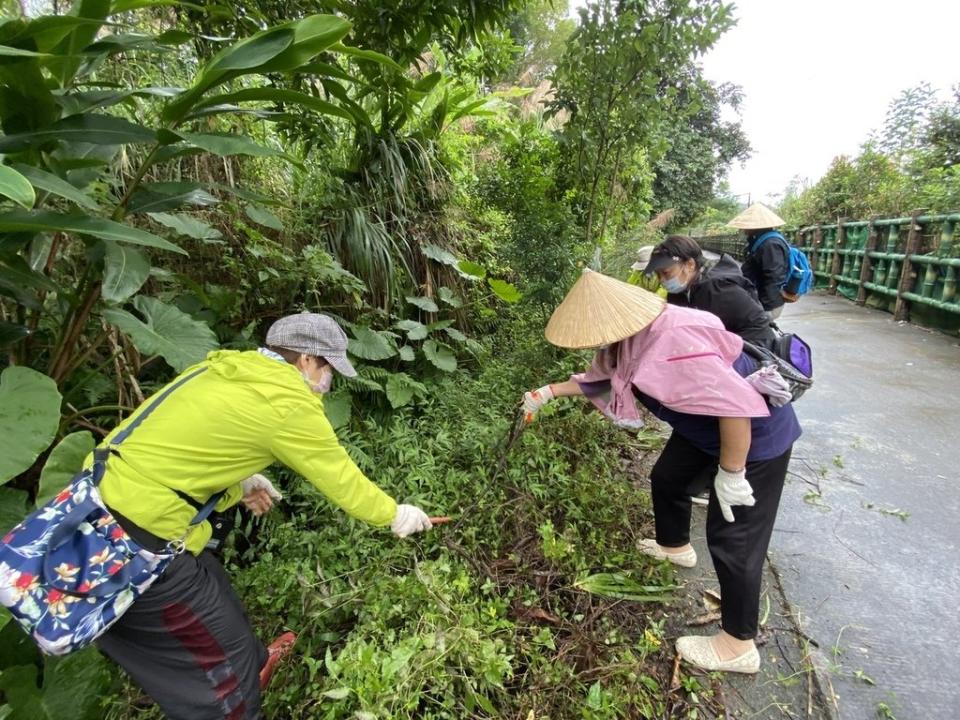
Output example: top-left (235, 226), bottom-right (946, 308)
top-left (268, 398), bottom-right (397, 526)
top-left (215, 483), bottom-right (243, 511)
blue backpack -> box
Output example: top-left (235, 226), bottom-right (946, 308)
top-left (751, 231), bottom-right (814, 299)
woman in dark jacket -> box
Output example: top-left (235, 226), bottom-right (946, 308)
top-left (645, 235), bottom-right (776, 351)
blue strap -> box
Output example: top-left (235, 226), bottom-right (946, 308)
top-left (96, 366), bottom-right (225, 526)
top-left (749, 230), bottom-right (785, 252)
top-left (188, 493), bottom-right (223, 527)
top-left (109, 367), bottom-right (208, 447)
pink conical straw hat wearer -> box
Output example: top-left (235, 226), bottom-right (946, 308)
top-left (544, 268), bottom-right (666, 349)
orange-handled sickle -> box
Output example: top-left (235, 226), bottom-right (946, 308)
top-left (429, 516), bottom-right (453, 525)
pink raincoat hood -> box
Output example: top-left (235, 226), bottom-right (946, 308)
top-left (572, 305), bottom-right (769, 420)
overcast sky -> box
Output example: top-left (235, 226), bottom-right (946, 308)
top-left (569, 0), bottom-right (960, 204)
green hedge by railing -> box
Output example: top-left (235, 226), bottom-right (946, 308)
top-left (694, 213), bottom-right (960, 333)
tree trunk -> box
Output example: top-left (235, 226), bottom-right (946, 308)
top-left (596, 145), bottom-right (623, 245)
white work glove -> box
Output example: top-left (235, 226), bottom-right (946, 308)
top-left (391, 504), bottom-right (432, 538)
top-left (745, 365), bottom-right (792, 407)
top-left (522, 385), bottom-right (555, 423)
top-left (241, 473), bottom-right (282, 516)
top-left (714, 467), bottom-right (756, 523)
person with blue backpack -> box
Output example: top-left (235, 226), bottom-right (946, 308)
top-left (730, 203), bottom-right (814, 319)
top-left (645, 235), bottom-right (776, 351)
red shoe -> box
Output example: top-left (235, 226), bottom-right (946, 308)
top-left (259, 631), bottom-right (297, 690)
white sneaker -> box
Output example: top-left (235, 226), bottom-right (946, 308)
top-left (638, 538), bottom-right (697, 568)
top-left (676, 635), bottom-right (760, 674)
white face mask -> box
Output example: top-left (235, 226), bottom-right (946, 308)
top-left (303, 365), bottom-right (333, 394)
top-left (662, 276), bottom-right (688, 294)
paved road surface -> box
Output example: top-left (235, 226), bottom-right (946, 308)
top-left (770, 293), bottom-right (960, 719)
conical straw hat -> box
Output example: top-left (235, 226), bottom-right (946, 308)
top-left (728, 202), bottom-right (785, 230)
top-left (545, 269), bottom-right (666, 349)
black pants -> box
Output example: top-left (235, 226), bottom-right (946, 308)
top-left (650, 431), bottom-right (791, 639)
top-left (97, 551), bottom-right (268, 720)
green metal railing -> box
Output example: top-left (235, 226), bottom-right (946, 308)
top-left (696, 233), bottom-right (744, 258)
top-left (694, 213), bottom-right (960, 329)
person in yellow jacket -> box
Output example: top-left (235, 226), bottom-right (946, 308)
top-left (626, 245), bottom-right (667, 297)
top-left (94, 312), bottom-right (433, 720)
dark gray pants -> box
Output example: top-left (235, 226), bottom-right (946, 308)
top-left (651, 431), bottom-right (791, 639)
top-left (98, 551), bottom-right (268, 720)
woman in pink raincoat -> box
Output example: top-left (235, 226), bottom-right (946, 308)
top-left (522, 270), bottom-right (801, 675)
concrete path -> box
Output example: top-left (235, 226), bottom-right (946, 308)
top-left (770, 293), bottom-right (960, 719)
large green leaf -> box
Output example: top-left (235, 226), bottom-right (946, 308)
top-left (412, 72), bottom-right (443, 95)
top-left (163, 16), bottom-right (351, 123)
top-left (256, 16), bottom-right (353, 74)
top-left (394, 319), bottom-right (428, 340)
top-left (171, 131), bottom-right (288, 160)
top-left (0, 487), bottom-right (28, 536)
top-left (147, 212), bottom-right (221, 240)
top-left (423, 339), bottom-right (457, 372)
top-left (0, 113), bottom-right (155, 153)
top-left (385, 374), bottom-right (414, 409)
top-left (489, 278), bottom-right (522, 303)
top-left (11, 164), bottom-right (99, 210)
top-left (437, 286), bottom-right (462, 308)
top-left (244, 204), bottom-right (283, 230)
top-left (421, 243), bottom-right (458, 266)
top-left (0, 165), bottom-right (35, 209)
top-left (405, 295), bottom-right (439, 313)
top-left (58, 86), bottom-right (180, 115)
top-left (0, 256), bottom-right (47, 308)
top-left (48, 0), bottom-right (112, 87)
top-left (126, 182), bottom-right (218, 214)
top-left (0, 366), bottom-right (62, 485)
top-left (321, 389), bottom-right (351, 429)
top-left (347, 327), bottom-right (396, 361)
top-left (0, 253), bottom-right (57, 293)
top-left (0, 210), bottom-right (186, 255)
top-left (36, 431), bottom-right (94, 507)
top-left (384, 372), bottom-right (426, 409)
top-left (457, 260), bottom-right (487, 279)
top-left (192, 87), bottom-right (353, 123)
top-left (81, 32), bottom-right (159, 56)
top-left (330, 42), bottom-right (403, 72)
top-left (101, 240), bottom-right (150, 303)
top-left (0, 646), bottom-right (111, 720)
top-left (0, 45), bottom-right (52, 58)
top-left (102, 296), bottom-right (218, 372)
top-left (7, 15), bottom-right (104, 52)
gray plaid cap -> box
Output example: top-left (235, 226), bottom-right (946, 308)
top-left (266, 312), bottom-right (357, 377)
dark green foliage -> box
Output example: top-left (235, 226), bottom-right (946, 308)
top-left (549, 0), bottom-right (735, 245)
top-left (651, 69), bottom-right (751, 226)
top-left (476, 119), bottom-right (584, 306)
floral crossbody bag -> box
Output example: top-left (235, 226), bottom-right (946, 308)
top-left (0, 367), bottom-right (224, 655)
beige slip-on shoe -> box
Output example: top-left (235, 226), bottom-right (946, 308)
top-left (637, 538), bottom-right (697, 568)
top-left (676, 635), bottom-right (760, 674)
